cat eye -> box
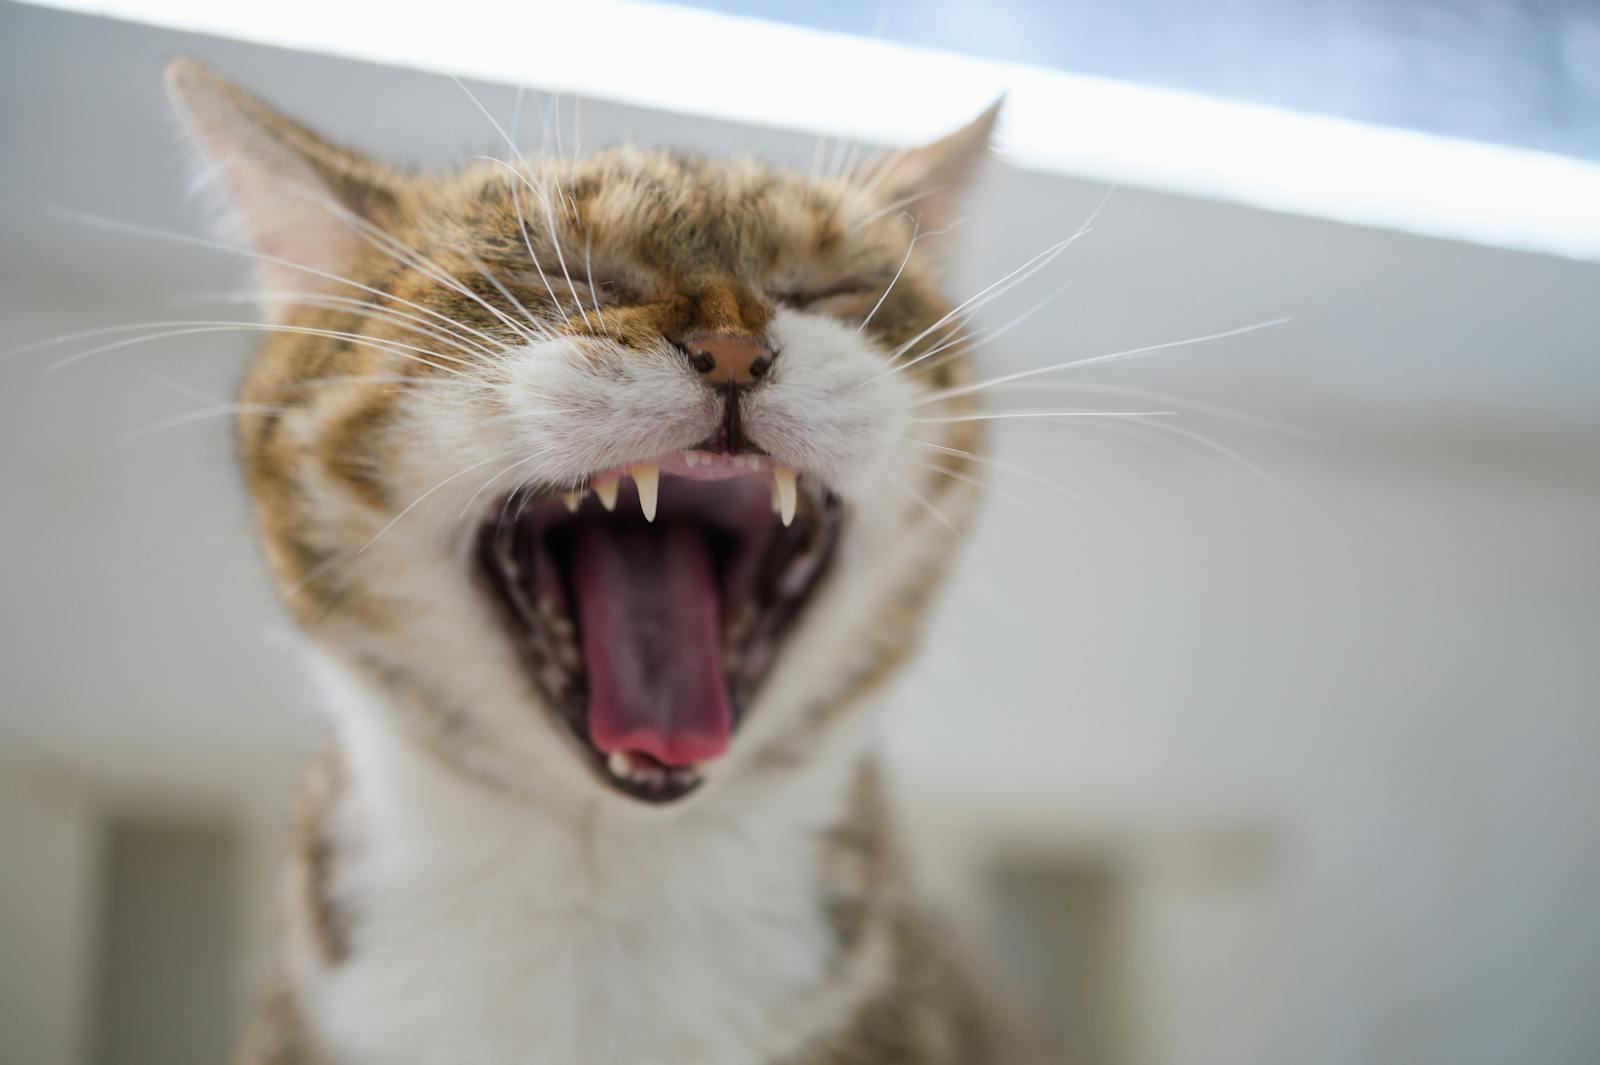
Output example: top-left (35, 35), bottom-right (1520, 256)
top-left (769, 279), bottom-right (876, 307)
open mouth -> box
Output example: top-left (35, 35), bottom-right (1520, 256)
top-left (475, 450), bottom-right (843, 804)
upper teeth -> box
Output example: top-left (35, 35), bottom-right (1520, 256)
top-left (566, 463), bottom-right (800, 524)
top-left (632, 464), bottom-right (659, 522)
top-left (772, 466), bottom-right (797, 527)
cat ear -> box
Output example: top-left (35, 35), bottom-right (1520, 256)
top-left (164, 57), bottom-right (401, 311)
top-left (874, 98), bottom-right (1003, 232)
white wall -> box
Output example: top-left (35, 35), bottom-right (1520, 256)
top-left (2, 4), bottom-right (1598, 1064)
top-left (0, 770), bottom-right (102, 1065)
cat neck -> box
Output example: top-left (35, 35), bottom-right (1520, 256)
top-left (300, 659), bottom-right (892, 1065)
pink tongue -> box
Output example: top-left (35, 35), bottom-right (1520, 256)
top-left (572, 523), bottom-right (732, 765)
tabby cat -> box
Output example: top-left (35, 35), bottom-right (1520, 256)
top-left (165, 57), bottom-right (1030, 1065)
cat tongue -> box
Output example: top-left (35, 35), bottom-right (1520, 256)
top-left (572, 522), bottom-right (731, 766)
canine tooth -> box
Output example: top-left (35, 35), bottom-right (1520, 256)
top-left (632, 464), bottom-right (659, 522)
top-left (684, 451), bottom-right (699, 468)
top-left (562, 490), bottom-right (584, 513)
top-left (607, 751), bottom-right (633, 779)
top-left (773, 466), bottom-right (797, 527)
top-left (594, 476), bottom-right (619, 511)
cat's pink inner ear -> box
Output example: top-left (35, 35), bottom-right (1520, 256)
top-left (164, 57), bottom-right (386, 314)
top-left (875, 98), bottom-right (1003, 232)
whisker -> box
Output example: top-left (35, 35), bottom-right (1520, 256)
top-left (446, 239), bottom-right (551, 339)
top-left (308, 193), bottom-right (539, 343)
top-left (864, 224), bottom-right (1094, 385)
top-left (911, 410), bottom-right (1177, 425)
top-left (451, 77), bottom-right (594, 334)
top-left (919, 379), bottom-right (1314, 439)
top-left (922, 318), bottom-right (1292, 404)
top-left (905, 456), bottom-right (1089, 540)
top-left (237, 291), bottom-right (501, 360)
top-left (43, 321), bottom-right (481, 379)
top-left (457, 450), bottom-right (551, 521)
top-left (850, 187), bottom-right (939, 231)
top-left (537, 167), bottom-right (595, 334)
top-left (584, 231), bottom-right (609, 337)
top-left (902, 277), bottom-right (1077, 381)
top-left (51, 209), bottom-right (510, 355)
top-left (870, 187), bottom-right (1113, 384)
top-left (1133, 418), bottom-right (1301, 505)
top-left (125, 402), bottom-right (286, 441)
top-left (858, 215), bottom-right (918, 334)
top-left (897, 434), bottom-right (1132, 538)
top-left (359, 450), bottom-right (519, 555)
top-left (476, 157), bottom-right (574, 326)
top-left (887, 478), bottom-right (962, 536)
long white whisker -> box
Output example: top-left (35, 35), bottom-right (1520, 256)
top-left (923, 318), bottom-right (1292, 404)
top-left (1134, 418), bottom-right (1301, 505)
top-left (451, 77), bottom-right (594, 333)
top-left (476, 156), bottom-right (573, 326)
top-left (920, 379), bottom-right (1314, 438)
top-left (903, 277), bottom-right (1076, 381)
top-left (125, 402), bottom-right (286, 441)
top-left (359, 451), bottom-right (516, 555)
top-left (51, 209), bottom-right (510, 355)
top-left (45, 321), bottom-right (480, 379)
top-left (447, 239), bottom-right (550, 338)
top-left (850, 187), bottom-right (939, 231)
top-left (911, 410), bottom-right (1177, 425)
top-left (888, 478), bottom-right (962, 536)
top-left (865, 230), bottom-right (1086, 385)
top-left (234, 292), bottom-right (500, 360)
top-left (538, 168), bottom-right (595, 333)
top-left (584, 231), bottom-right (609, 337)
top-left (868, 187), bottom-right (1114, 384)
top-left (905, 456), bottom-right (1090, 540)
top-left (897, 434), bottom-right (1132, 538)
top-left (858, 215), bottom-right (918, 334)
top-left (308, 194), bottom-right (538, 343)
top-left (457, 450), bottom-right (552, 521)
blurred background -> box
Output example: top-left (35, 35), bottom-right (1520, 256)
top-left (2, 2), bottom-right (1598, 1064)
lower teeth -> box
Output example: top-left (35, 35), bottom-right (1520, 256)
top-left (606, 750), bottom-right (698, 791)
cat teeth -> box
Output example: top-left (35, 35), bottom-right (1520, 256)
top-left (772, 466), bottom-right (797, 527)
top-left (561, 489), bottom-right (585, 513)
top-left (632, 463), bottom-right (659, 522)
top-left (606, 750), bottom-right (699, 791)
top-left (593, 475), bottom-right (619, 511)
top-left (607, 751), bottom-right (637, 780)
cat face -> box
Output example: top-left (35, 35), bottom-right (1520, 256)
top-left (168, 59), bottom-right (990, 809)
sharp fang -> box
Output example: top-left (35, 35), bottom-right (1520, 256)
top-left (773, 466), bottom-right (797, 527)
top-left (594, 476), bottom-right (619, 511)
top-left (632, 463), bottom-right (659, 522)
top-left (607, 751), bottom-right (633, 779)
top-left (562, 490), bottom-right (584, 513)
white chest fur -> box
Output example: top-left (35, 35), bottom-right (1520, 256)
top-left (303, 692), bottom-right (877, 1065)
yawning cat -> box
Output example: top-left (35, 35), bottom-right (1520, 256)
top-left (165, 56), bottom-right (1033, 1065)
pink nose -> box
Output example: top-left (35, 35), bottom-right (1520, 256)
top-left (680, 334), bottom-right (774, 387)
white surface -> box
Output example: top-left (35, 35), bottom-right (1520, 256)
top-left (21, 0), bottom-right (1600, 262)
top-left (2, 4), bottom-right (1599, 1065)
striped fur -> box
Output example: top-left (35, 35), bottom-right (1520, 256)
top-left (165, 59), bottom-right (1030, 1065)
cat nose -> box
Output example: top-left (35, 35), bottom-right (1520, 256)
top-left (680, 334), bottom-right (774, 388)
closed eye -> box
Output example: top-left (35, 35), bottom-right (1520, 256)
top-left (769, 279), bottom-right (877, 307)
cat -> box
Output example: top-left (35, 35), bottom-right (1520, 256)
top-left (164, 57), bottom-right (1034, 1065)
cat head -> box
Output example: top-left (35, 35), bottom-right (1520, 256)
top-left (166, 58), bottom-right (991, 811)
